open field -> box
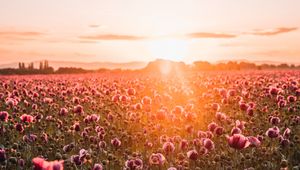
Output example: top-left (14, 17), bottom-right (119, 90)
top-left (0, 70), bottom-right (299, 169)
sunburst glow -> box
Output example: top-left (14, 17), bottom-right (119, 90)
top-left (147, 39), bottom-right (189, 61)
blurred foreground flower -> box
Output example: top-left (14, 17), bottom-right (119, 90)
top-left (32, 157), bottom-right (63, 170)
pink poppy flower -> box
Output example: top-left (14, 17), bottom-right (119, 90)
top-left (127, 88), bottom-right (136, 96)
top-left (0, 111), bottom-right (8, 122)
top-left (32, 157), bottom-right (64, 170)
top-left (111, 138), bottom-right (121, 148)
top-left (92, 163), bottom-right (103, 170)
top-left (149, 153), bottom-right (166, 165)
top-left (248, 136), bottom-right (261, 147)
top-left (202, 138), bottom-right (215, 151)
top-left (162, 142), bottom-right (175, 153)
top-left (0, 148), bottom-right (6, 162)
top-left (20, 114), bottom-right (34, 123)
top-left (266, 126), bottom-right (280, 138)
top-left (231, 127), bottom-right (242, 135)
top-left (227, 134), bottom-right (251, 150)
top-left (187, 149), bottom-right (198, 160)
top-left (141, 96), bottom-right (152, 105)
top-left (125, 158), bottom-right (143, 170)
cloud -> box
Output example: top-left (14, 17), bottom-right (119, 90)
top-left (250, 50), bottom-right (300, 57)
top-left (247, 27), bottom-right (298, 36)
top-left (186, 32), bottom-right (237, 39)
top-left (0, 30), bottom-right (45, 42)
top-left (89, 24), bottom-right (101, 28)
top-left (79, 34), bottom-right (146, 40)
top-left (186, 27), bottom-right (297, 39)
top-left (0, 31), bottom-right (44, 37)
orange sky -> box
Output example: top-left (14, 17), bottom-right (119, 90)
top-left (0, 0), bottom-right (300, 64)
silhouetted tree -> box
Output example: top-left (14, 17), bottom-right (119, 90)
top-left (39, 62), bottom-right (44, 70)
top-left (28, 62), bottom-right (34, 70)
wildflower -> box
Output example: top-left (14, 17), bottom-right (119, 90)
top-left (197, 131), bottom-right (207, 138)
top-left (18, 159), bottom-right (25, 168)
top-left (227, 134), bottom-right (250, 150)
top-left (162, 142), bottom-right (175, 153)
top-left (73, 105), bottom-right (84, 114)
top-left (187, 150), bottom-right (198, 160)
top-left (119, 95), bottom-right (128, 103)
top-left (0, 148), bottom-right (6, 162)
top-left (208, 122), bottom-right (218, 132)
top-left (269, 116), bottom-right (280, 125)
top-left (135, 103), bottom-right (142, 110)
top-left (141, 96), bottom-right (152, 105)
top-left (239, 102), bottom-right (249, 111)
top-left (179, 139), bottom-right (189, 151)
top-left (211, 103), bottom-right (220, 111)
top-left (246, 107), bottom-right (254, 116)
top-left (206, 131), bottom-right (214, 139)
top-left (231, 127), bottom-right (242, 135)
top-left (214, 126), bottom-right (224, 136)
top-left (73, 122), bottom-right (80, 132)
top-left (23, 134), bottom-right (37, 143)
top-left (215, 112), bottom-right (227, 121)
top-left (149, 153), bottom-right (166, 165)
top-left (15, 123), bottom-right (24, 133)
top-left (71, 155), bottom-right (82, 166)
top-left (287, 95), bottom-right (296, 102)
top-left (112, 95), bottom-right (120, 102)
top-left (266, 126), bottom-right (280, 138)
top-left (248, 136), bottom-right (261, 147)
top-left (127, 88), bottom-right (136, 96)
top-left (59, 108), bottom-right (68, 116)
top-left (92, 163), bottom-right (103, 170)
top-left (279, 136), bottom-right (290, 147)
top-left (0, 111), bottom-right (8, 122)
top-left (43, 97), bottom-right (53, 104)
top-left (283, 128), bottom-right (291, 139)
top-left (227, 89), bottom-right (236, 97)
top-left (269, 87), bottom-right (280, 95)
top-left (32, 157), bottom-right (64, 170)
top-left (79, 149), bottom-right (88, 160)
top-left (125, 158), bottom-right (143, 170)
top-left (20, 114), bottom-right (34, 123)
top-left (111, 138), bottom-right (121, 148)
top-left (173, 106), bottom-right (184, 115)
top-left (202, 138), bottom-right (215, 151)
top-left (235, 120), bottom-right (246, 130)
top-left (277, 100), bottom-right (287, 108)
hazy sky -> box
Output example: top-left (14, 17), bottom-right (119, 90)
top-left (0, 0), bottom-right (300, 64)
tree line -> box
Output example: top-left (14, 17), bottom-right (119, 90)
top-left (0, 60), bottom-right (299, 75)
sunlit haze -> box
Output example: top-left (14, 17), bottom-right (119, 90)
top-left (0, 0), bottom-right (300, 64)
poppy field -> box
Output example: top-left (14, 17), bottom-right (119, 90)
top-left (0, 71), bottom-right (299, 170)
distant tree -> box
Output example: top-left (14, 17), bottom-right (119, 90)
top-left (18, 62), bottom-right (26, 70)
top-left (39, 61), bottom-right (44, 70)
top-left (21, 63), bottom-right (25, 69)
top-left (291, 64), bottom-right (295, 68)
top-left (56, 67), bottom-right (89, 74)
top-left (278, 63), bottom-right (289, 69)
top-left (239, 62), bottom-right (257, 70)
top-left (44, 60), bottom-right (49, 69)
top-left (18, 62), bottom-right (21, 69)
top-left (28, 62), bottom-right (34, 70)
top-left (193, 61), bottom-right (211, 70)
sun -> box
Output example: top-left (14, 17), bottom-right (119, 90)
top-left (147, 38), bottom-right (188, 61)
